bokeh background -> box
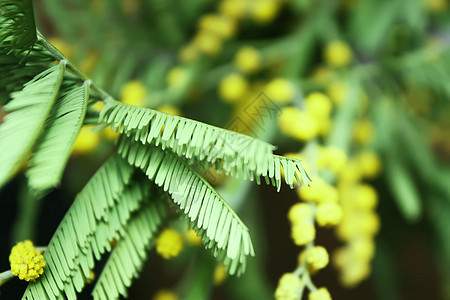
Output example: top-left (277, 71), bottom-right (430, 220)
top-left (1, 0), bottom-right (450, 299)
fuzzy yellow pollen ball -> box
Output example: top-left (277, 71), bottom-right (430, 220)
top-left (265, 78), bottom-right (294, 104)
top-left (324, 40), bottom-right (352, 68)
top-left (235, 46), bottom-right (261, 74)
top-left (219, 73), bottom-right (249, 103)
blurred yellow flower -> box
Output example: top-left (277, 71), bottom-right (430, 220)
top-left (288, 203), bottom-right (314, 224)
top-left (301, 246), bottom-right (329, 271)
top-left (356, 150), bottom-right (381, 178)
top-left (250, 0), bottom-right (280, 24)
top-left (291, 222), bottom-right (316, 245)
top-left (265, 78), bottom-right (294, 104)
top-left (305, 92), bottom-right (333, 120)
top-left (274, 273), bottom-right (302, 300)
top-left (194, 31), bottom-right (223, 56)
top-left (309, 287), bottom-right (332, 300)
top-left (316, 202), bottom-right (343, 227)
top-left (198, 14), bottom-right (237, 39)
top-left (353, 119), bottom-right (375, 145)
top-left (219, 0), bottom-right (247, 19)
top-left (219, 73), bottom-right (249, 103)
top-left (324, 40), bottom-right (352, 68)
top-left (156, 229), bottom-right (184, 259)
top-left (167, 67), bottom-right (189, 90)
top-left (120, 80), bottom-right (147, 106)
top-left (72, 126), bottom-right (101, 155)
top-left (235, 46), bottom-right (261, 74)
top-left (326, 81), bottom-right (349, 106)
top-left (153, 289), bottom-right (178, 300)
top-left (278, 107), bottom-right (319, 141)
top-left (213, 264), bottom-right (228, 285)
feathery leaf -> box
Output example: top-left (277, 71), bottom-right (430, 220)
top-left (92, 198), bottom-right (166, 300)
top-left (117, 137), bottom-right (254, 275)
top-left (0, 63), bottom-right (65, 189)
top-left (23, 155), bottom-right (139, 300)
top-left (26, 82), bottom-right (90, 192)
top-left (0, 0), bottom-right (37, 53)
top-left (100, 99), bottom-right (310, 191)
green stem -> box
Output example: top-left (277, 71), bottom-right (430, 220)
top-left (36, 31), bottom-right (110, 101)
top-left (0, 270), bottom-right (14, 286)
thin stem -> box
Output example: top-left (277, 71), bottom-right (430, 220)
top-left (36, 31), bottom-right (111, 101)
top-left (0, 270), bottom-right (14, 286)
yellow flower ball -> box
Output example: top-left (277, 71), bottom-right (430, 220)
top-left (185, 228), bottom-right (202, 246)
top-left (288, 203), bottom-right (314, 224)
top-left (354, 184), bottom-right (378, 210)
top-left (250, 0), bottom-right (280, 24)
top-left (309, 287), bottom-right (332, 300)
top-left (302, 246), bottom-right (329, 271)
top-left (120, 80), bottom-right (147, 106)
top-left (194, 31), bottom-right (223, 56)
top-left (353, 119), bottom-right (375, 145)
top-left (235, 46), bottom-right (261, 74)
top-left (297, 177), bottom-right (337, 203)
top-left (198, 14), bottom-right (237, 39)
top-left (338, 159), bottom-right (362, 185)
top-left (324, 40), bottom-right (352, 68)
top-left (157, 105), bottom-right (181, 116)
top-left (350, 237), bottom-right (375, 261)
top-left (356, 150), bottom-right (381, 178)
top-left (291, 222), bottom-right (316, 246)
top-left (156, 229), bottom-right (184, 259)
top-left (274, 273), bottom-right (302, 300)
top-left (265, 78), bottom-right (294, 104)
top-left (305, 92), bottom-right (333, 120)
top-left (326, 81), bottom-right (349, 106)
top-left (316, 146), bottom-right (347, 174)
top-left (72, 126), bottom-right (101, 155)
top-left (219, 0), bottom-right (247, 19)
top-left (9, 240), bottom-right (45, 281)
top-left (316, 202), bottom-right (343, 227)
top-left (153, 289), bottom-right (178, 300)
top-left (219, 73), bottom-right (249, 103)
top-left (213, 264), bottom-right (228, 286)
top-left (340, 261), bottom-right (370, 287)
top-left (278, 107), bottom-right (319, 141)
top-left (167, 67), bottom-right (189, 90)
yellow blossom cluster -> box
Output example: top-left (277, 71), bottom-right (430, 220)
top-left (9, 240), bottom-right (45, 282)
top-left (152, 289), bottom-right (178, 300)
top-left (277, 92), bottom-right (334, 141)
top-left (333, 150), bottom-right (382, 287)
top-left (156, 228), bottom-right (184, 259)
top-left (324, 40), bottom-right (352, 68)
top-left (274, 273), bottom-right (302, 300)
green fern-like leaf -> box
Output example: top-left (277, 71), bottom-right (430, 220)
top-left (23, 155), bottom-right (141, 299)
top-left (117, 137), bottom-right (255, 275)
top-left (0, 0), bottom-right (37, 53)
top-left (100, 99), bottom-right (310, 191)
top-left (92, 198), bottom-right (165, 300)
top-left (0, 45), bottom-right (53, 104)
top-left (0, 63), bottom-right (65, 189)
top-left (26, 82), bottom-right (90, 192)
